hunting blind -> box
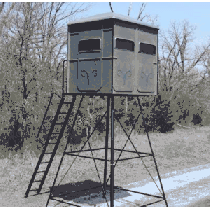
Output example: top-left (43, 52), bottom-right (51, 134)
top-left (25, 13), bottom-right (168, 207)
top-left (67, 12), bottom-right (158, 95)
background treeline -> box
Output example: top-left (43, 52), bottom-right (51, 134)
top-left (0, 2), bottom-right (210, 157)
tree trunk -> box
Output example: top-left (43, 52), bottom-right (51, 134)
top-left (8, 113), bottom-right (22, 149)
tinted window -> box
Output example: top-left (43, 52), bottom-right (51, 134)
top-left (116, 38), bottom-right (134, 52)
top-left (139, 43), bottom-right (156, 55)
top-left (79, 39), bottom-right (100, 52)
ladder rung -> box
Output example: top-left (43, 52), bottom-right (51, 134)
top-left (45, 153), bottom-right (53, 154)
top-left (34, 180), bottom-right (42, 182)
top-left (59, 112), bottom-right (67, 114)
top-left (63, 102), bottom-right (72, 104)
top-left (41, 161), bottom-right (50, 164)
top-left (37, 170), bottom-right (46, 173)
top-left (30, 189), bottom-right (38, 192)
top-left (52, 133), bottom-right (60, 134)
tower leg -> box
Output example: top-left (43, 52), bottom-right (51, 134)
top-left (145, 126), bottom-right (168, 207)
top-left (110, 95), bottom-right (114, 207)
top-left (137, 97), bottom-right (168, 207)
top-left (104, 96), bottom-right (110, 197)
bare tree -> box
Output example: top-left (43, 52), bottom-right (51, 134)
top-left (137, 3), bottom-right (147, 21)
top-left (128, 2), bottom-right (132, 17)
top-left (0, 2), bottom-right (4, 13)
top-left (159, 20), bottom-right (210, 101)
top-left (108, 2), bottom-right (158, 25)
top-left (0, 2), bottom-right (91, 146)
top-left (136, 3), bottom-right (158, 25)
top-left (109, 2), bottom-right (114, 13)
top-left (158, 20), bottom-right (210, 125)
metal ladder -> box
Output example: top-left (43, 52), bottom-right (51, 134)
top-left (25, 95), bottom-right (76, 198)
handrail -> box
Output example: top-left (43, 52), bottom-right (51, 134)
top-left (62, 59), bottom-right (67, 94)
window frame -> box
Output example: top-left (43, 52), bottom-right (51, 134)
top-left (78, 38), bottom-right (102, 53)
top-left (114, 37), bottom-right (135, 52)
top-left (138, 42), bottom-right (156, 56)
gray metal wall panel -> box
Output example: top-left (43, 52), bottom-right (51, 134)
top-left (113, 50), bottom-right (135, 92)
top-left (114, 25), bottom-right (135, 41)
top-left (103, 29), bottom-right (113, 58)
top-left (113, 25), bottom-right (135, 93)
top-left (99, 60), bottom-right (113, 93)
top-left (70, 30), bottom-right (102, 60)
top-left (69, 62), bottom-right (78, 93)
top-left (67, 16), bottom-right (158, 95)
top-left (136, 30), bottom-right (157, 94)
top-left (77, 60), bottom-right (102, 92)
top-left (70, 34), bottom-right (79, 60)
top-left (137, 54), bottom-right (156, 93)
top-left (77, 30), bottom-right (102, 60)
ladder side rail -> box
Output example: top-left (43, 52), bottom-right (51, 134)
top-left (43, 96), bottom-right (65, 147)
top-left (25, 96), bottom-right (65, 198)
top-left (37, 95), bottom-right (77, 193)
top-left (46, 95), bottom-right (84, 207)
top-left (36, 93), bottom-right (54, 143)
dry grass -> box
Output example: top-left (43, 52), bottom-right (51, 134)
top-left (1, 125), bottom-right (210, 206)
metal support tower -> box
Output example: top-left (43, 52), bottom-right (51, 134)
top-left (25, 93), bottom-right (168, 207)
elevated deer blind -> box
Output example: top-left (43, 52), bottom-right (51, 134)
top-left (67, 12), bottom-right (159, 95)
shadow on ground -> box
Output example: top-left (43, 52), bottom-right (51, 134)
top-left (46, 180), bottom-right (165, 207)
top-left (49, 179), bottom-right (130, 206)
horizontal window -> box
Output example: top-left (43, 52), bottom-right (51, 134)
top-left (79, 39), bottom-right (100, 52)
top-left (115, 38), bottom-right (134, 52)
top-left (139, 43), bottom-right (156, 55)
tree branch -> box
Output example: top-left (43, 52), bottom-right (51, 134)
top-left (109, 2), bottom-right (114, 13)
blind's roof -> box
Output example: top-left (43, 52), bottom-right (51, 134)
top-left (67, 12), bottom-right (159, 30)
